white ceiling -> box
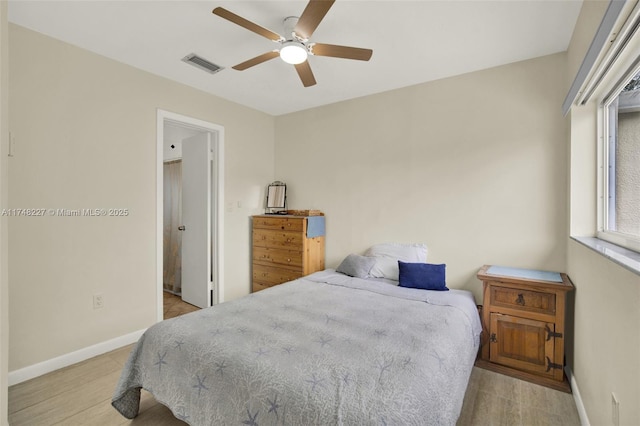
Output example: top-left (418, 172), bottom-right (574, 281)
top-left (8, 0), bottom-right (583, 116)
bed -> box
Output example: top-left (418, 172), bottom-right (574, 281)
top-left (112, 269), bottom-right (481, 425)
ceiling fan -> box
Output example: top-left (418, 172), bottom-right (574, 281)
top-left (212, 0), bottom-right (373, 87)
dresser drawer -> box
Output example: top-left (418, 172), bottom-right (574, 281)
top-left (253, 246), bottom-right (303, 268)
top-left (489, 284), bottom-right (556, 316)
top-left (253, 264), bottom-right (302, 286)
top-left (253, 216), bottom-right (304, 232)
top-left (252, 280), bottom-right (276, 293)
top-left (253, 229), bottom-right (303, 249)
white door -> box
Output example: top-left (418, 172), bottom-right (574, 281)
top-left (181, 132), bottom-right (212, 308)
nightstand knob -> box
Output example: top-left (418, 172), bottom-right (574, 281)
top-left (490, 333), bottom-right (497, 343)
top-left (516, 294), bottom-right (525, 306)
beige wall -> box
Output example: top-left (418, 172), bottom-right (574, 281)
top-left (276, 53), bottom-right (568, 300)
top-left (567, 241), bottom-right (640, 425)
top-left (8, 24), bottom-right (275, 371)
top-left (566, 1), bottom-right (640, 425)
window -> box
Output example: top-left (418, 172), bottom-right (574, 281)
top-left (600, 68), bottom-right (640, 252)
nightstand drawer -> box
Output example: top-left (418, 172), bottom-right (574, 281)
top-left (490, 284), bottom-right (556, 315)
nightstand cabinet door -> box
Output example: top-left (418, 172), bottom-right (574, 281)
top-left (489, 313), bottom-right (556, 378)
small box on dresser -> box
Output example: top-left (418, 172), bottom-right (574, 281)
top-left (251, 214), bottom-right (325, 293)
top-left (476, 264), bottom-right (574, 393)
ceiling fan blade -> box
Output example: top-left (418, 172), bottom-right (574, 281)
top-left (213, 7), bottom-right (283, 42)
top-left (232, 51), bottom-right (280, 71)
top-left (294, 61), bottom-right (317, 87)
top-left (311, 43), bottom-right (373, 61)
top-left (294, 0), bottom-right (335, 40)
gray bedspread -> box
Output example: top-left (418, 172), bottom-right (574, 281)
top-left (112, 270), bottom-right (481, 425)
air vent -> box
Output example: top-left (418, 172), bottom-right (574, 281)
top-left (182, 53), bottom-right (224, 75)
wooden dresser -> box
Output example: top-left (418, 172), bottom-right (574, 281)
top-left (251, 215), bottom-right (325, 293)
top-left (476, 265), bottom-right (574, 392)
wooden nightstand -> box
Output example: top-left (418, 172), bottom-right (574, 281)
top-left (476, 265), bottom-right (574, 392)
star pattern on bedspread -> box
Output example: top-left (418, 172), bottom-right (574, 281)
top-left (316, 336), bottom-right (332, 347)
top-left (430, 350), bottom-right (445, 370)
top-left (242, 408), bottom-right (259, 426)
top-left (402, 356), bottom-right (412, 369)
top-left (192, 375), bottom-right (209, 396)
top-left (342, 373), bottom-right (352, 385)
top-left (376, 359), bottom-right (393, 382)
top-left (174, 340), bottom-right (185, 350)
top-left (267, 394), bottom-right (280, 417)
top-left (325, 314), bottom-right (337, 324)
top-left (215, 360), bottom-right (227, 376)
top-left (373, 329), bottom-right (388, 338)
top-left (305, 374), bottom-right (325, 391)
top-left (154, 351), bottom-right (168, 373)
top-left (282, 346), bottom-right (295, 355)
top-left (254, 347), bottom-right (269, 357)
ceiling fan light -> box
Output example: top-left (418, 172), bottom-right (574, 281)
top-left (280, 41), bottom-right (308, 65)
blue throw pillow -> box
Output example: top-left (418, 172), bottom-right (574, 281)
top-left (398, 261), bottom-right (449, 291)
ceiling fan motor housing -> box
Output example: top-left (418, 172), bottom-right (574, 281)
top-left (283, 16), bottom-right (302, 41)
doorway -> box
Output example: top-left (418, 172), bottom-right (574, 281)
top-left (156, 110), bottom-right (224, 322)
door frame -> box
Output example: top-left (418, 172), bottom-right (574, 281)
top-left (156, 109), bottom-right (225, 322)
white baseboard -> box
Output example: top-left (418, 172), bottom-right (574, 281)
top-left (565, 366), bottom-right (590, 426)
top-left (8, 328), bottom-right (146, 386)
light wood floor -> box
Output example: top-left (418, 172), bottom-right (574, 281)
top-left (162, 291), bottom-right (200, 320)
top-left (9, 295), bottom-right (581, 425)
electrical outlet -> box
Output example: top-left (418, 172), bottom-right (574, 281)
top-left (612, 392), bottom-right (620, 426)
top-left (93, 294), bottom-right (104, 310)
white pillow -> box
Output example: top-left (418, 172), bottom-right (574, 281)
top-left (365, 243), bottom-right (428, 281)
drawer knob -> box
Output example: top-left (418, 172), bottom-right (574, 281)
top-left (490, 333), bottom-right (497, 343)
top-left (287, 258), bottom-right (291, 262)
top-left (516, 294), bottom-right (525, 306)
